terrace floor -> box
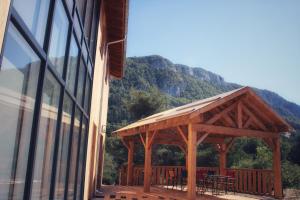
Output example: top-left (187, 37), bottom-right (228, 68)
top-left (94, 185), bottom-right (276, 200)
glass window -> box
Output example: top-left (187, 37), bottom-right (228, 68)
top-left (66, 0), bottom-right (74, 12)
top-left (76, 59), bottom-right (86, 106)
top-left (89, 0), bottom-right (99, 62)
top-left (87, 59), bottom-right (92, 75)
top-left (31, 71), bottom-right (61, 199)
top-left (67, 108), bottom-right (81, 199)
top-left (74, 12), bottom-right (82, 43)
top-left (76, 0), bottom-right (86, 22)
top-left (54, 94), bottom-right (73, 200)
top-left (82, 41), bottom-right (88, 63)
top-left (48, 0), bottom-right (69, 76)
top-left (84, 0), bottom-right (94, 42)
top-left (0, 24), bottom-right (40, 199)
top-left (13, 0), bottom-right (50, 46)
top-left (75, 117), bottom-right (88, 199)
top-left (66, 34), bottom-right (79, 95)
top-left (84, 76), bottom-right (91, 113)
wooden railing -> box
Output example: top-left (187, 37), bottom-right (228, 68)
top-left (228, 168), bottom-right (274, 196)
top-left (119, 166), bottom-right (274, 196)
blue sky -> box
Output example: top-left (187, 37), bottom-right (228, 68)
top-left (126, 0), bottom-right (300, 105)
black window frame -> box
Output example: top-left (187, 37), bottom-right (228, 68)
top-left (0, 0), bottom-right (101, 199)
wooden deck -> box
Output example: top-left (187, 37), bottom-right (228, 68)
top-left (94, 185), bottom-right (276, 200)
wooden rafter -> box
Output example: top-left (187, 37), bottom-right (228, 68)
top-left (237, 101), bottom-right (243, 128)
top-left (177, 126), bottom-right (188, 144)
top-left (241, 102), bottom-right (267, 131)
top-left (206, 102), bottom-right (238, 124)
top-left (139, 134), bottom-right (146, 148)
top-left (148, 130), bottom-right (157, 149)
top-left (197, 133), bottom-right (209, 145)
top-left (223, 113), bottom-right (237, 127)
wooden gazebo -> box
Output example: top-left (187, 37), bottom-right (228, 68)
top-left (114, 87), bottom-right (293, 199)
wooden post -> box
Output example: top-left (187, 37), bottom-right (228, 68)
top-left (187, 123), bottom-right (197, 200)
top-left (185, 152), bottom-right (188, 170)
top-left (219, 143), bottom-right (227, 176)
top-left (273, 137), bottom-right (283, 199)
top-left (144, 131), bottom-right (152, 192)
top-left (127, 141), bottom-right (134, 185)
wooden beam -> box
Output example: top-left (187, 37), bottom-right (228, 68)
top-left (225, 138), bottom-right (235, 153)
top-left (144, 131), bottom-right (152, 192)
top-left (263, 138), bottom-right (275, 151)
top-left (121, 138), bottom-right (129, 149)
top-left (243, 117), bottom-right (252, 128)
top-left (148, 130), bottom-right (157, 149)
top-left (177, 126), bottom-right (188, 144)
top-left (273, 137), bottom-right (283, 198)
top-left (197, 133), bottom-right (209, 146)
top-left (219, 143), bottom-right (227, 176)
top-left (187, 123), bottom-right (197, 199)
top-left (223, 113), bottom-right (237, 127)
top-left (139, 134), bottom-right (146, 148)
top-left (127, 141), bottom-right (134, 185)
top-left (241, 102), bottom-right (267, 131)
top-left (237, 101), bottom-right (243, 128)
top-left (206, 102), bottom-right (238, 124)
top-left (194, 124), bottom-right (279, 138)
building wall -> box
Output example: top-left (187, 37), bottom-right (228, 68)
top-left (0, 0), bottom-right (10, 51)
top-left (0, 0), bottom-right (113, 199)
top-left (83, 3), bottom-right (110, 199)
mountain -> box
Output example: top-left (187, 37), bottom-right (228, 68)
top-left (108, 55), bottom-right (300, 129)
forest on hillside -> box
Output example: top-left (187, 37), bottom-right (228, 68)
top-left (103, 56), bottom-right (300, 189)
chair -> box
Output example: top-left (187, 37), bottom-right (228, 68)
top-left (196, 169), bottom-right (207, 194)
top-left (167, 169), bottom-right (178, 189)
top-left (226, 170), bottom-right (236, 194)
top-left (180, 169), bottom-right (188, 191)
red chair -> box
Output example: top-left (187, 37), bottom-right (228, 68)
top-left (226, 170), bottom-right (236, 194)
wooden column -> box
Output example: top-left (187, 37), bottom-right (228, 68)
top-left (127, 141), bottom-right (134, 185)
top-left (187, 123), bottom-right (197, 200)
top-left (219, 143), bottom-right (227, 176)
top-left (185, 152), bottom-right (188, 169)
top-left (273, 137), bottom-right (283, 199)
top-left (143, 131), bottom-right (152, 192)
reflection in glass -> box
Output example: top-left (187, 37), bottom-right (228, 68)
top-left (76, 59), bottom-right (86, 106)
top-left (31, 71), bottom-right (61, 200)
top-left (0, 24), bottom-right (40, 199)
top-left (13, 0), bottom-right (50, 46)
top-left (82, 42), bottom-right (88, 63)
top-left (54, 94), bottom-right (73, 200)
top-left (89, 0), bottom-right (99, 61)
top-left (67, 108), bottom-right (81, 199)
top-left (84, 0), bottom-right (93, 42)
top-left (76, 117), bottom-right (88, 199)
top-left (84, 77), bottom-right (91, 113)
top-left (66, 35), bottom-right (79, 95)
top-left (76, 0), bottom-right (86, 22)
top-left (48, 0), bottom-right (69, 76)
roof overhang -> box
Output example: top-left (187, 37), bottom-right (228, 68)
top-left (104, 0), bottom-right (128, 78)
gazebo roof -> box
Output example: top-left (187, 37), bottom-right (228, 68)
top-left (115, 87), bottom-right (292, 138)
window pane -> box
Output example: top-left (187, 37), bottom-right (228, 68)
top-left (84, 76), bottom-right (91, 113)
top-left (0, 24), bottom-right (40, 199)
top-left (67, 108), bottom-right (81, 200)
top-left (76, 59), bottom-right (86, 106)
top-left (89, 0), bottom-right (100, 62)
top-left (31, 71), bottom-right (61, 199)
top-left (76, 0), bottom-right (86, 22)
top-left (48, 0), bottom-right (69, 76)
top-left (74, 12), bottom-right (82, 42)
top-left (75, 117), bottom-right (88, 200)
top-left (84, 0), bottom-right (93, 43)
top-left (66, 0), bottom-right (74, 12)
top-left (82, 41), bottom-right (88, 63)
top-left (66, 35), bottom-right (79, 95)
top-left (13, 0), bottom-right (50, 46)
top-left (54, 94), bottom-right (73, 200)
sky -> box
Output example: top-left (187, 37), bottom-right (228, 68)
top-left (126, 0), bottom-right (300, 105)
